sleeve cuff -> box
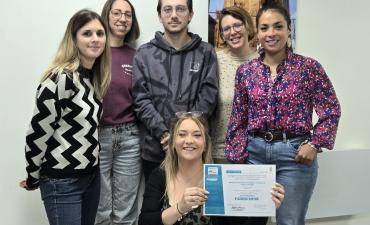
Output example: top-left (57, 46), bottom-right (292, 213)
top-left (26, 178), bottom-right (39, 189)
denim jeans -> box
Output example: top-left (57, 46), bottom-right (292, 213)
top-left (39, 169), bottom-right (100, 225)
top-left (246, 135), bottom-right (318, 225)
top-left (95, 123), bottom-right (142, 225)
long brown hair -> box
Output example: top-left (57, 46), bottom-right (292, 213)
top-left (41, 9), bottom-right (111, 99)
top-left (101, 0), bottom-right (140, 43)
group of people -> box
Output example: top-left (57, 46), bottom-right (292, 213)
top-left (20, 0), bottom-right (341, 225)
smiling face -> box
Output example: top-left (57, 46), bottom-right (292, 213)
top-left (109, 0), bottom-right (132, 41)
top-left (257, 9), bottom-right (289, 56)
top-left (158, 0), bottom-right (193, 35)
top-left (76, 19), bottom-right (106, 68)
top-left (174, 118), bottom-right (205, 163)
top-left (220, 15), bottom-right (248, 51)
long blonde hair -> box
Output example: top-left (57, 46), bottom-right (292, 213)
top-left (41, 9), bottom-right (111, 99)
top-left (161, 114), bottom-right (213, 197)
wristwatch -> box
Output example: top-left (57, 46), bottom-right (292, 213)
top-left (301, 140), bottom-right (322, 152)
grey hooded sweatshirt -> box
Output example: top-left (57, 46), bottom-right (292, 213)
top-left (133, 31), bottom-right (218, 163)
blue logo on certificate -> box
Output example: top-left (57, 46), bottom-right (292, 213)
top-left (204, 164), bottom-right (225, 215)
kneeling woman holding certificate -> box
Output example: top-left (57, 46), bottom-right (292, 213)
top-left (138, 112), bottom-right (285, 225)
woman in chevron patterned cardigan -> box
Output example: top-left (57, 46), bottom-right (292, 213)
top-left (19, 9), bottom-right (111, 225)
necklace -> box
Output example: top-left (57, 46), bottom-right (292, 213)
top-left (271, 73), bottom-right (277, 80)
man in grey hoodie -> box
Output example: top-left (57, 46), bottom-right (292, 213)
top-left (133, 0), bottom-right (218, 181)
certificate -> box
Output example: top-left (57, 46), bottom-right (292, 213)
top-left (203, 164), bottom-right (276, 217)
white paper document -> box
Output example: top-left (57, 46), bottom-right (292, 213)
top-left (203, 164), bottom-right (276, 217)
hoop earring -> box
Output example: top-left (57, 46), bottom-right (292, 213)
top-left (287, 38), bottom-right (292, 48)
top-left (287, 34), bottom-right (293, 49)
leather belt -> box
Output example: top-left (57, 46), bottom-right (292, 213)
top-left (252, 131), bottom-right (303, 142)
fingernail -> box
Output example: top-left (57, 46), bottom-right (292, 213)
top-left (204, 190), bottom-right (210, 194)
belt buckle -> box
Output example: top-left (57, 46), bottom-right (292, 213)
top-left (264, 131), bottom-right (274, 142)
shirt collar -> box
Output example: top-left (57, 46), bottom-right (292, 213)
top-left (257, 47), bottom-right (294, 66)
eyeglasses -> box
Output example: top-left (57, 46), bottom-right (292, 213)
top-left (175, 111), bottom-right (204, 119)
top-left (110, 9), bottom-right (132, 20)
top-left (161, 5), bottom-right (188, 17)
top-left (221, 22), bottom-right (244, 36)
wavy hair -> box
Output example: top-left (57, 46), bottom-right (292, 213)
top-left (41, 9), bottom-right (111, 99)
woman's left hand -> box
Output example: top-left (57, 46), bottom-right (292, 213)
top-left (19, 179), bottom-right (37, 191)
top-left (271, 183), bottom-right (285, 208)
top-left (295, 143), bottom-right (317, 165)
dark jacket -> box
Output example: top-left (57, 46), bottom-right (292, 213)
top-left (133, 32), bottom-right (218, 163)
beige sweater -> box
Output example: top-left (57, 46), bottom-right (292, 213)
top-left (211, 48), bottom-right (256, 161)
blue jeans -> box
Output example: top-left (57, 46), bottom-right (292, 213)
top-left (95, 123), bottom-right (142, 225)
top-left (246, 135), bottom-right (318, 225)
top-left (39, 169), bottom-right (100, 225)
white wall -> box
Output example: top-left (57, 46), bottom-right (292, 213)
top-left (270, 0), bottom-right (370, 224)
top-left (0, 0), bottom-right (369, 224)
top-left (0, 0), bottom-right (207, 224)
top-left (295, 0), bottom-right (370, 150)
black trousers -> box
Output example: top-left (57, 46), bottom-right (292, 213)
top-left (214, 216), bottom-right (268, 225)
top-left (142, 158), bottom-right (161, 183)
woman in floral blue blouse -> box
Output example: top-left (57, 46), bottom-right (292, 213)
top-left (225, 1), bottom-right (341, 225)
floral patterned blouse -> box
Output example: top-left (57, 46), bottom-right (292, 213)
top-left (225, 49), bottom-right (341, 163)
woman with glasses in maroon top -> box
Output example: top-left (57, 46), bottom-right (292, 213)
top-left (96, 1), bottom-right (141, 225)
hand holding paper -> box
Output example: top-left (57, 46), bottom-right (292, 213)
top-left (204, 164), bottom-right (278, 217)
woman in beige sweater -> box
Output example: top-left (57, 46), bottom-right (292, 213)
top-left (212, 6), bottom-right (257, 163)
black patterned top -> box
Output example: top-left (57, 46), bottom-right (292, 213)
top-left (24, 67), bottom-right (102, 189)
top-left (162, 195), bottom-right (212, 225)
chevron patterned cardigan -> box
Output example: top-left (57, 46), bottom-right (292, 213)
top-left (25, 68), bottom-right (102, 189)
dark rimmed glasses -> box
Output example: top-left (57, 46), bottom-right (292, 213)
top-left (221, 22), bottom-right (244, 36)
top-left (110, 9), bottom-right (132, 20)
top-left (161, 5), bottom-right (188, 17)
